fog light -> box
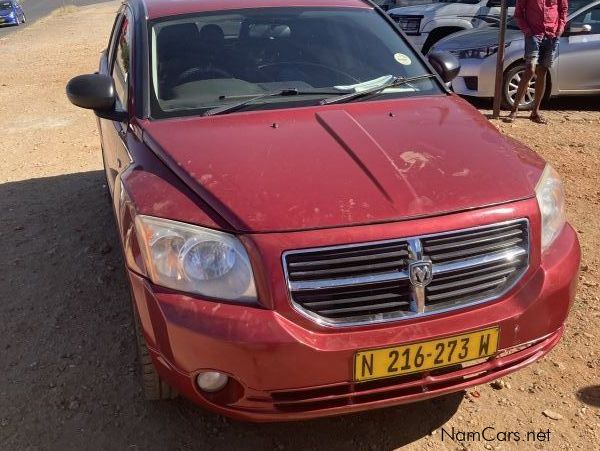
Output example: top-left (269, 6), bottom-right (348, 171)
top-left (196, 371), bottom-right (228, 392)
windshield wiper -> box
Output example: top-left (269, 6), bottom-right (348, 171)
top-left (203, 88), bottom-right (349, 116)
top-left (320, 74), bottom-right (438, 106)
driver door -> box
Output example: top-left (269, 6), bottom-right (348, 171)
top-left (99, 8), bottom-right (133, 194)
top-left (556, 4), bottom-right (600, 92)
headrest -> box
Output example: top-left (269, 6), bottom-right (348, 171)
top-left (199, 24), bottom-right (225, 45)
top-left (157, 23), bottom-right (201, 56)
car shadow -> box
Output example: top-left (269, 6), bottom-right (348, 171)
top-left (576, 385), bottom-right (600, 408)
top-left (0, 171), bottom-right (462, 450)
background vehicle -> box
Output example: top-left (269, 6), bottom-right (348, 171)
top-left (389, 0), bottom-right (515, 53)
top-left (0, 0), bottom-right (25, 26)
top-left (431, 0), bottom-right (600, 109)
top-left (374, 0), bottom-right (438, 11)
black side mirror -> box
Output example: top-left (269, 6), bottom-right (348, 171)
top-left (486, 0), bottom-right (502, 7)
top-left (428, 51), bottom-right (461, 83)
top-left (66, 74), bottom-right (127, 122)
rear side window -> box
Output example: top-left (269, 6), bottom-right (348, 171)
top-left (112, 12), bottom-right (132, 107)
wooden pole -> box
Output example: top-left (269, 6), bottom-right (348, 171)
top-left (492, 0), bottom-right (509, 119)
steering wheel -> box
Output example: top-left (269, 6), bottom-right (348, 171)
top-left (256, 62), bottom-right (360, 85)
top-left (176, 66), bottom-right (234, 85)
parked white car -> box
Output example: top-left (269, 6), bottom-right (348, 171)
top-left (389, 0), bottom-right (516, 53)
top-left (374, 0), bottom-right (438, 11)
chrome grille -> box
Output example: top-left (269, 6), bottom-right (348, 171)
top-left (283, 220), bottom-right (529, 326)
top-left (292, 280), bottom-right (412, 320)
top-left (286, 241), bottom-right (408, 281)
top-left (422, 222), bottom-right (527, 264)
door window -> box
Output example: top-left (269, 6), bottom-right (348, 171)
top-left (568, 5), bottom-right (600, 34)
top-left (111, 11), bottom-right (132, 108)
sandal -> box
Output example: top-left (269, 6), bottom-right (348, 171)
top-left (503, 111), bottom-right (518, 123)
top-left (530, 113), bottom-right (548, 124)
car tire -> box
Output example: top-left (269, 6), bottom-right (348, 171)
top-left (132, 305), bottom-right (178, 400)
top-left (502, 64), bottom-right (536, 111)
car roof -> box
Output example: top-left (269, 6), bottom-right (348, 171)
top-left (142, 0), bottom-right (372, 20)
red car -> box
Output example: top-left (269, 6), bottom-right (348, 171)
top-left (66, 0), bottom-right (580, 421)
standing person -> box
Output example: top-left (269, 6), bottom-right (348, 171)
top-left (506, 0), bottom-right (568, 124)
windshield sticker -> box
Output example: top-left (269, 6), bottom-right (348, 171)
top-left (394, 53), bottom-right (412, 65)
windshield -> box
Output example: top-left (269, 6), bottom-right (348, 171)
top-left (0, 2), bottom-right (13, 12)
top-left (149, 7), bottom-right (441, 118)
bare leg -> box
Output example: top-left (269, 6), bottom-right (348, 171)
top-left (530, 65), bottom-right (548, 120)
top-left (506, 62), bottom-right (535, 121)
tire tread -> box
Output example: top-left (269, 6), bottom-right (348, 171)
top-left (133, 308), bottom-right (178, 400)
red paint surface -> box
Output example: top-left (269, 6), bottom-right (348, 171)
top-left (116, 92), bottom-right (577, 422)
top-left (142, 95), bottom-right (545, 233)
top-left (97, 0), bottom-right (579, 421)
top-left (126, 223), bottom-right (579, 421)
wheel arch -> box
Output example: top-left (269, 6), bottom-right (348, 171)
top-left (421, 18), bottom-right (472, 34)
top-left (422, 25), bottom-right (469, 53)
top-left (504, 58), bottom-right (553, 100)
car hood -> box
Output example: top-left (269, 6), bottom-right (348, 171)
top-left (434, 27), bottom-right (523, 50)
top-left (141, 95), bottom-right (542, 233)
top-left (389, 3), bottom-right (475, 17)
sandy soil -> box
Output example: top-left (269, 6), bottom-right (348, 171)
top-left (0, 3), bottom-right (599, 450)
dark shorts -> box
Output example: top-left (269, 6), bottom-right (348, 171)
top-left (524, 35), bottom-right (559, 68)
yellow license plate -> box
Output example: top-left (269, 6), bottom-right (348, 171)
top-left (354, 327), bottom-right (499, 382)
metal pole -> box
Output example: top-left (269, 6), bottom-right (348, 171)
top-left (492, 0), bottom-right (509, 119)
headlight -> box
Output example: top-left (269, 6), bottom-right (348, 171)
top-left (390, 14), bottom-right (422, 34)
top-left (535, 165), bottom-right (566, 252)
top-left (134, 215), bottom-right (257, 302)
top-left (450, 42), bottom-right (510, 60)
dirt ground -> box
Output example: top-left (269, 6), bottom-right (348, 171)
top-left (0, 3), bottom-right (599, 450)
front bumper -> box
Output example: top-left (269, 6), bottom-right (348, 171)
top-left (129, 206), bottom-right (579, 422)
top-left (450, 57), bottom-right (497, 98)
top-left (0, 16), bottom-right (17, 25)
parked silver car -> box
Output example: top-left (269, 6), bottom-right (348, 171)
top-left (430, 0), bottom-right (600, 109)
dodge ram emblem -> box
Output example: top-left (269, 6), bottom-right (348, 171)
top-left (409, 261), bottom-right (433, 287)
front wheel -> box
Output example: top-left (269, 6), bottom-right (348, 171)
top-left (133, 306), bottom-right (178, 400)
top-left (502, 64), bottom-right (537, 110)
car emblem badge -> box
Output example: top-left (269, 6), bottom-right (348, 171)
top-left (409, 261), bottom-right (433, 287)
top-left (406, 239), bottom-right (433, 314)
